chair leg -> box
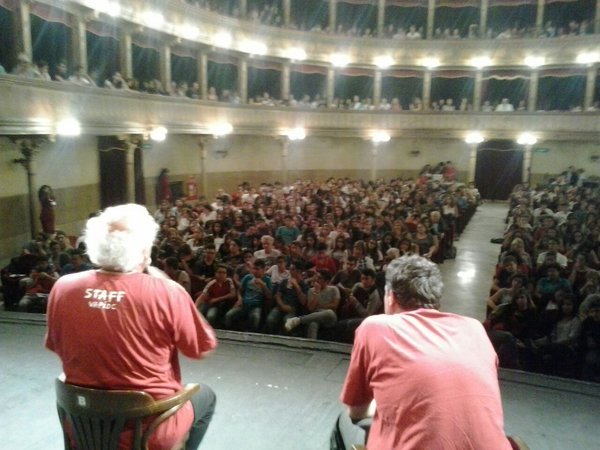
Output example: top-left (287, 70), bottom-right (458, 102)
top-left (507, 435), bottom-right (530, 450)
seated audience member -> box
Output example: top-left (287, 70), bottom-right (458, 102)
top-left (411, 222), bottom-right (439, 260)
top-left (225, 259), bottom-right (272, 332)
top-left (336, 269), bottom-right (383, 342)
top-left (284, 269), bottom-right (340, 339)
top-left (53, 61), bottom-right (68, 81)
top-left (11, 53), bottom-right (42, 78)
top-left (495, 98), bottom-right (515, 112)
top-left (486, 288), bottom-right (537, 369)
top-left (254, 235), bottom-right (281, 266)
top-left (17, 255), bottom-right (58, 312)
top-left (487, 273), bottom-right (528, 315)
top-left (60, 250), bottom-right (93, 275)
top-left (351, 241), bottom-right (375, 271)
top-left (536, 238), bottom-right (568, 269)
top-left (193, 245), bottom-right (218, 283)
top-left (275, 215), bottom-right (300, 245)
top-left (265, 264), bottom-right (308, 334)
top-left (579, 297), bottom-right (600, 382)
top-left (266, 255), bottom-right (290, 285)
top-left (164, 256), bottom-right (192, 294)
top-left (104, 71), bottom-right (129, 90)
top-left (535, 263), bottom-right (572, 308)
top-left (533, 294), bottom-right (581, 376)
top-left (45, 204), bottom-right (217, 450)
top-left (68, 65), bottom-right (96, 86)
top-left (48, 240), bottom-right (71, 271)
top-left (334, 255), bottom-right (513, 450)
top-left (491, 255), bottom-right (524, 294)
top-left (195, 264), bottom-right (236, 327)
top-left (311, 242), bottom-right (338, 275)
top-left (331, 257), bottom-right (362, 300)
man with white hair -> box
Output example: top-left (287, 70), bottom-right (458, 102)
top-left (333, 255), bottom-right (514, 449)
top-left (46, 204), bottom-right (217, 450)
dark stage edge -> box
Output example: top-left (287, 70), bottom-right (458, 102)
top-left (1, 312), bottom-right (599, 450)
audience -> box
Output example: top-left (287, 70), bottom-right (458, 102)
top-left (485, 168), bottom-right (600, 380)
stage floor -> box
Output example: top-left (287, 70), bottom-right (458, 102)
top-left (1, 320), bottom-right (599, 450)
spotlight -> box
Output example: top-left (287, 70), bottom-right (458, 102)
top-left (240, 41), bottom-right (267, 56)
top-left (330, 53), bottom-right (351, 68)
top-left (210, 123), bottom-right (233, 137)
top-left (524, 56), bottom-right (545, 68)
top-left (286, 47), bottom-right (307, 61)
top-left (469, 56), bottom-right (491, 69)
top-left (141, 11), bottom-right (164, 29)
top-left (374, 55), bottom-right (394, 69)
top-left (576, 52), bottom-right (599, 65)
top-left (420, 57), bottom-right (440, 69)
top-left (286, 128), bottom-right (306, 141)
top-left (517, 132), bottom-right (537, 146)
top-left (371, 131), bottom-right (390, 143)
top-left (56, 118), bottom-right (81, 136)
top-left (212, 32), bottom-right (232, 48)
top-left (150, 126), bottom-right (168, 142)
top-left (180, 25), bottom-right (200, 40)
top-left (465, 132), bottom-right (484, 144)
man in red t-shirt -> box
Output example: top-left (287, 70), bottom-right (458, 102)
top-left (46, 204), bottom-right (217, 450)
top-left (334, 255), bottom-right (513, 450)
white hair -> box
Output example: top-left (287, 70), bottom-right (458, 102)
top-left (84, 204), bottom-right (158, 272)
top-left (385, 255), bottom-right (443, 310)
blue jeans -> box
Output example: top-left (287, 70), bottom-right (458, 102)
top-left (224, 305), bottom-right (262, 331)
top-left (185, 383), bottom-right (216, 449)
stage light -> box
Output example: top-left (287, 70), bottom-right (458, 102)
top-left (374, 55), bottom-right (394, 69)
top-left (180, 25), bottom-right (200, 40)
top-left (97, 1), bottom-right (121, 17)
top-left (465, 132), bottom-right (484, 144)
top-left (212, 32), bottom-right (232, 48)
top-left (210, 123), bottom-right (233, 137)
top-left (517, 132), bottom-right (537, 146)
top-left (420, 57), bottom-right (440, 69)
top-left (286, 47), bottom-right (307, 61)
top-left (287, 127), bottom-right (306, 141)
top-left (469, 56), bottom-right (491, 69)
top-left (56, 118), bottom-right (81, 136)
top-left (330, 53), bottom-right (351, 68)
top-left (141, 11), bottom-right (164, 29)
top-left (240, 40), bottom-right (267, 56)
top-left (371, 131), bottom-right (390, 143)
top-left (576, 52), bottom-right (599, 65)
top-left (150, 126), bottom-right (168, 142)
top-left (524, 56), bottom-right (545, 68)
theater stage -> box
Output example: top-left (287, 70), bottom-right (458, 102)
top-left (1, 315), bottom-right (599, 450)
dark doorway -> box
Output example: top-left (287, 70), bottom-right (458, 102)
top-left (475, 140), bottom-right (523, 200)
top-left (99, 137), bottom-right (127, 208)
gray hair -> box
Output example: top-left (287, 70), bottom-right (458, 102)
top-left (84, 204), bottom-right (158, 272)
top-left (385, 255), bottom-right (443, 310)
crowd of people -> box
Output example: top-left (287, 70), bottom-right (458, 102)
top-left (485, 166), bottom-right (600, 382)
top-left (184, 0), bottom-right (596, 40)
top-left (1, 170), bottom-right (478, 343)
top-left (5, 57), bottom-right (596, 113)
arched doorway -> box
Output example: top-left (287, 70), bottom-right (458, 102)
top-left (475, 139), bottom-right (523, 200)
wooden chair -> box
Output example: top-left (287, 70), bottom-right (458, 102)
top-left (55, 378), bottom-right (199, 450)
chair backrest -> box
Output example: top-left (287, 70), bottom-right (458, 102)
top-left (55, 378), bottom-right (198, 450)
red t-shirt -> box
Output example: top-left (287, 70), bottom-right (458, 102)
top-left (46, 270), bottom-right (217, 450)
top-left (341, 309), bottom-right (511, 450)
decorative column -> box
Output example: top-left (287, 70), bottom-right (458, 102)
top-left (373, 69), bottom-right (382, 106)
top-left (584, 65), bottom-right (598, 110)
top-left (329, 0), bottom-right (337, 33)
top-left (160, 45), bottom-right (171, 93)
top-left (283, 0), bottom-right (291, 27)
top-left (14, 0), bottom-right (32, 59)
top-left (124, 139), bottom-right (136, 203)
top-left (480, 0), bottom-right (489, 37)
top-left (281, 139), bottom-right (290, 185)
top-left (239, 0), bottom-right (248, 18)
top-left (238, 56), bottom-right (248, 103)
top-left (535, 0), bottom-right (545, 37)
top-left (197, 50), bottom-right (208, 100)
top-left (473, 70), bottom-right (483, 111)
top-left (199, 137), bottom-right (208, 197)
top-left (281, 62), bottom-right (291, 101)
top-left (326, 67), bottom-right (335, 106)
top-left (371, 145), bottom-right (378, 182)
top-left (71, 15), bottom-right (87, 71)
top-left (422, 70), bottom-right (432, 110)
top-left (119, 30), bottom-right (133, 79)
top-left (11, 137), bottom-right (48, 238)
top-left (468, 144), bottom-right (477, 183)
top-left (427, 0), bottom-right (436, 39)
top-left (377, 0), bottom-right (386, 37)
top-left (528, 70), bottom-right (539, 112)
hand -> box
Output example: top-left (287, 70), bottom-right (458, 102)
top-left (254, 278), bottom-right (265, 288)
